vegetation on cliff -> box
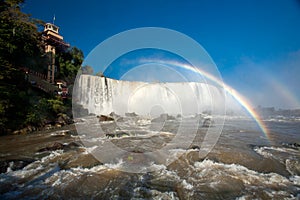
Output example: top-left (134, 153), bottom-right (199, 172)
top-left (0, 0), bottom-right (83, 134)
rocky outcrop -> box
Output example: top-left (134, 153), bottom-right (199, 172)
top-left (12, 126), bottom-right (37, 134)
top-left (125, 112), bottom-right (138, 117)
top-left (0, 158), bottom-right (35, 173)
top-left (56, 114), bottom-right (73, 126)
top-left (97, 115), bottom-right (114, 122)
top-left (106, 131), bottom-right (130, 138)
top-left (38, 142), bottom-right (81, 152)
top-left (202, 118), bottom-right (212, 127)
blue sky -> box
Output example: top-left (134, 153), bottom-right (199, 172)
top-left (23, 0), bottom-right (300, 109)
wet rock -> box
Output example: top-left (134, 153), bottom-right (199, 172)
top-left (207, 149), bottom-right (290, 176)
top-left (286, 159), bottom-right (300, 176)
top-left (190, 145), bottom-right (200, 150)
top-left (106, 131), bottom-right (130, 138)
top-left (176, 114), bottom-right (182, 118)
top-left (56, 113), bottom-right (73, 125)
top-left (0, 159), bottom-right (35, 173)
top-left (38, 142), bottom-right (82, 152)
top-left (125, 112), bottom-right (138, 117)
top-left (109, 112), bottom-right (120, 118)
top-left (202, 118), bottom-right (212, 127)
top-left (109, 112), bottom-right (124, 122)
top-left (64, 142), bottom-right (81, 150)
top-left (282, 142), bottom-right (300, 150)
top-left (97, 115), bottom-right (114, 122)
top-left (73, 118), bottom-right (85, 123)
top-left (60, 153), bottom-right (102, 170)
top-left (116, 117), bottom-right (125, 122)
top-left (51, 130), bottom-right (70, 137)
top-left (12, 126), bottom-right (37, 135)
top-left (45, 124), bottom-right (52, 130)
top-left (73, 104), bottom-right (89, 117)
top-left (38, 142), bottom-right (65, 152)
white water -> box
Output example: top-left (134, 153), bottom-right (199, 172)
top-left (73, 75), bottom-right (225, 116)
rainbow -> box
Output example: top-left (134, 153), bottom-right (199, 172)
top-left (138, 58), bottom-right (271, 141)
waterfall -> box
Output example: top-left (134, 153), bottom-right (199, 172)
top-left (73, 75), bottom-right (225, 116)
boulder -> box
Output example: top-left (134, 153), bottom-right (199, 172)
top-left (0, 158), bottom-right (35, 173)
top-left (106, 131), bottom-right (130, 138)
top-left (109, 112), bottom-right (120, 118)
top-left (190, 145), bottom-right (200, 150)
top-left (65, 142), bottom-right (81, 150)
top-left (125, 112), bottom-right (138, 117)
top-left (202, 118), bottom-right (212, 127)
top-left (97, 115), bottom-right (114, 122)
top-left (38, 142), bottom-right (65, 152)
top-left (38, 142), bottom-right (81, 152)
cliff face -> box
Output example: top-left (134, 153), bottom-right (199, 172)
top-left (73, 75), bottom-right (225, 116)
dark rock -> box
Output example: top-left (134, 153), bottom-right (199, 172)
top-left (116, 117), bottom-right (125, 122)
top-left (97, 115), bottom-right (114, 122)
top-left (45, 124), bottom-right (53, 130)
top-left (125, 112), bottom-right (138, 117)
top-left (0, 159), bottom-right (35, 173)
top-left (56, 114), bottom-right (73, 125)
top-left (73, 104), bottom-right (89, 117)
top-left (190, 145), bottom-right (200, 150)
top-left (38, 142), bottom-right (64, 152)
top-left (282, 142), bottom-right (300, 150)
top-left (202, 118), bottom-right (212, 127)
top-left (38, 141), bottom-right (81, 152)
top-left (65, 142), bottom-right (81, 149)
top-left (109, 112), bottom-right (120, 118)
top-left (60, 153), bottom-right (102, 170)
top-left (106, 131), bottom-right (130, 138)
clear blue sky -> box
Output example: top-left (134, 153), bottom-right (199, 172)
top-left (23, 0), bottom-right (300, 109)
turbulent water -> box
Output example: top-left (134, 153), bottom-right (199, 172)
top-left (0, 115), bottom-right (299, 199)
top-left (0, 75), bottom-right (299, 199)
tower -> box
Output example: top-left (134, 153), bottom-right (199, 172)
top-left (42, 23), bottom-right (70, 83)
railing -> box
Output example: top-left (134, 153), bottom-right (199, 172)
top-left (21, 68), bottom-right (57, 94)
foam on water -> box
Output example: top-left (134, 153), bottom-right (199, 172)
top-left (82, 145), bottom-right (98, 154)
top-left (104, 159), bottom-right (125, 169)
top-left (192, 159), bottom-right (298, 193)
top-left (1, 150), bottom-right (299, 199)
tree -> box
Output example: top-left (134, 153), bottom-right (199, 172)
top-left (0, 0), bottom-right (45, 134)
top-left (81, 65), bottom-right (94, 75)
top-left (56, 46), bottom-right (84, 83)
top-left (0, 0), bottom-right (45, 69)
top-left (95, 71), bottom-right (104, 77)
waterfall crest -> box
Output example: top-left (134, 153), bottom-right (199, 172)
top-left (73, 75), bottom-right (225, 116)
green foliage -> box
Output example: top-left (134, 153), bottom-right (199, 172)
top-left (95, 71), bottom-right (104, 77)
top-left (81, 65), bottom-right (94, 75)
top-left (0, 0), bottom-right (45, 69)
top-left (24, 97), bottom-right (67, 126)
top-left (0, 0), bottom-right (84, 134)
top-left (56, 47), bottom-right (84, 83)
top-left (0, 0), bottom-right (45, 134)
top-left (48, 98), bottom-right (66, 114)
